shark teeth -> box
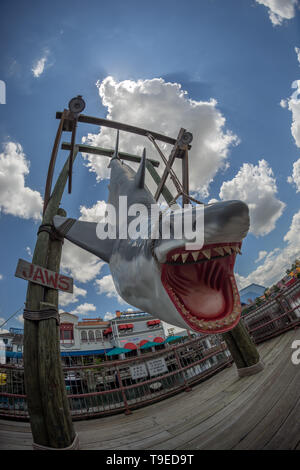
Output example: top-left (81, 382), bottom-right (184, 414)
top-left (168, 243), bottom-right (241, 264)
top-left (214, 247), bottom-right (224, 256)
top-left (202, 249), bottom-right (211, 259)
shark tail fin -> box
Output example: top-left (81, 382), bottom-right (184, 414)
top-left (134, 148), bottom-right (146, 189)
top-left (53, 215), bottom-right (115, 263)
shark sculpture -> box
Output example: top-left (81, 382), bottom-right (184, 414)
top-left (54, 132), bottom-right (250, 334)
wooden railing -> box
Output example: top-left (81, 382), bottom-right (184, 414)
top-left (1, 282), bottom-right (299, 421)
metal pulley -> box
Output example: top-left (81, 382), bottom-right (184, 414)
top-left (180, 131), bottom-right (193, 146)
top-left (68, 95), bottom-right (86, 117)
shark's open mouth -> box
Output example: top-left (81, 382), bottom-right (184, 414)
top-left (161, 242), bottom-right (242, 333)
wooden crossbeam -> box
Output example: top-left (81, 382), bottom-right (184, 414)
top-left (56, 112), bottom-right (193, 148)
top-left (61, 142), bottom-right (160, 168)
top-left (145, 160), bottom-right (175, 205)
top-left (154, 128), bottom-right (187, 201)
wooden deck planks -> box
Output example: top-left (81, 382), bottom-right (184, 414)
top-left (0, 328), bottom-right (299, 450)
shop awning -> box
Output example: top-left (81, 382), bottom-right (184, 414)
top-left (147, 319), bottom-right (161, 326)
top-left (165, 335), bottom-right (182, 343)
top-left (118, 324), bottom-right (134, 330)
top-left (61, 348), bottom-right (114, 357)
top-left (106, 347), bottom-right (131, 356)
top-left (153, 337), bottom-right (164, 343)
top-left (140, 341), bottom-right (157, 349)
top-left (124, 342), bottom-right (137, 350)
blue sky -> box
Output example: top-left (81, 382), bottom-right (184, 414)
top-left (0, 0), bottom-right (300, 331)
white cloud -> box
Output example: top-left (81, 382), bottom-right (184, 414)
top-left (0, 317), bottom-right (8, 334)
top-left (281, 76), bottom-right (300, 148)
top-left (59, 284), bottom-right (87, 308)
top-left (26, 246), bottom-right (32, 257)
top-left (286, 80), bottom-right (300, 148)
top-left (255, 250), bottom-right (268, 263)
top-left (31, 50), bottom-right (49, 78)
top-left (0, 274), bottom-right (3, 280)
top-left (70, 303), bottom-right (97, 316)
top-left (208, 198), bottom-right (219, 204)
top-left (95, 274), bottom-right (126, 304)
top-left (234, 272), bottom-right (249, 291)
top-left (79, 200), bottom-right (107, 223)
top-left (287, 157), bottom-right (300, 192)
top-left (61, 240), bottom-right (105, 283)
top-left (280, 99), bottom-right (287, 108)
top-left (219, 159), bottom-right (285, 236)
top-left (0, 142), bottom-right (42, 220)
top-left (83, 76), bottom-right (238, 198)
top-left (103, 311), bottom-right (115, 321)
top-left (295, 47), bottom-right (300, 64)
top-left (236, 209), bottom-right (300, 288)
top-left (255, 0), bottom-right (298, 26)
top-left (17, 314), bottom-right (24, 325)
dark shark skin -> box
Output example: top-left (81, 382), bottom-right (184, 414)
top-left (54, 137), bottom-right (250, 334)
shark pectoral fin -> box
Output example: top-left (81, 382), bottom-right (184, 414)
top-left (53, 215), bottom-right (115, 263)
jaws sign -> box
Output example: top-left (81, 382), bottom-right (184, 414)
top-left (15, 259), bottom-right (73, 293)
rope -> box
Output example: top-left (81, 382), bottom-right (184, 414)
top-left (37, 224), bottom-right (64, 242)
top-left (32, 433), bottom-right (79, 451)
top-left (23, 308), bottom-right (60, 325)
top-left (37, 218), bottom-right (75, 242)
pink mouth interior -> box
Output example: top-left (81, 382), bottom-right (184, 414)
top-left (161, 242), bottom-right (241, 331)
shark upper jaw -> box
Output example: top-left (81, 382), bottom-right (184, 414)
top-left (161, 242), bottom-right (242, 334)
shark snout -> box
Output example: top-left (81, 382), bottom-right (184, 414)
top-left (203, 200), bottom-right (250, 245)
top-left (154, 200), bottom-right (249, 263)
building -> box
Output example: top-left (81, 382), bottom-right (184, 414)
top-left (0, 328), bottom-right (24, 364)
top-left (60, 309), bottom-right (167, 364)
top-left (239, 283), bottom-right (266, 305)
top-left (0, 310), bottom-right (168, 365)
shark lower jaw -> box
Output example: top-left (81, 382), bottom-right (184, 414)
top-left (161, 242), bottom-right (242, 334)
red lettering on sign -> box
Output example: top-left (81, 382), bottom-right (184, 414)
top-left (33, 267), bottom-right (45, 284)
top-left (44, 270), bottom-right (59, 289)
top-left (22, 263), bottom-right (34, 279)
top-left (58, 275), bottom-right (71, 292)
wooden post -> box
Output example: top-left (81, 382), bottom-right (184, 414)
top-left (222, 321), bottom-right (261, 370)
top-left (116, 366), bottom-right (132, 415)
top-left (24, 148), bottom-right (78, 448)
top-left (182, 148), bottom-right (189, 206)
top-left (37, 208), bottom-right (75, 448)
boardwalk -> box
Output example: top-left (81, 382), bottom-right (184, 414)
top-left (0, 328), bottom-right (299, 450)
